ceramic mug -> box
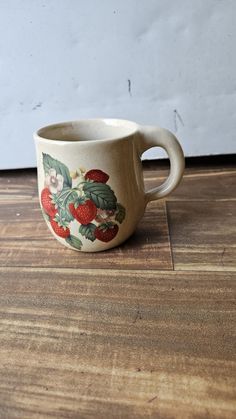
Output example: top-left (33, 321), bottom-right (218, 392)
top-left (34, 118), bottom-right (184, 252)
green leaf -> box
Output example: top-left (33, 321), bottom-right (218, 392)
top-left (79, 223), bottom-right (96, 242)
top-left (66, 235), bottom-right (82, 250)
top-left (115, 203), bottom-right (126, 224)
top-left (56, 189), bottom-right (78, 223)
top-left (42, 153), bottom-right (72, 188)
top-left (54, 213), bottom-right (69, 228)
top-left (83, 182), bottom-right (117, 210)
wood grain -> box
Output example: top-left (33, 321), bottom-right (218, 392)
top-left (0, 162), bottom-right (236, 418)
top-left (0, 169), bottom-right (172, 270)
top-left (0, 268), bottom-right (235, 418)
top-left (145, 166), bottom-right (236, 202)
top-left (167, 201), bottom-right (236, 271)
top-left (0, 199), bottom-right (172, 270)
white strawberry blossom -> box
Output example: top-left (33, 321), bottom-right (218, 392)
top-left (76, 183), bottom-right (84, 198)
top-left (96, 209), bottom-right (114, 223)
top-left (45, 169), bottom-right (64, 194)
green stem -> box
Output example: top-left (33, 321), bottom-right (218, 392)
top-left (58, 189), bottom-right (72, 199)
top-left (56, 181), bottom-right (87, 208)
top-left (61, 190), bottom-right (75, 206)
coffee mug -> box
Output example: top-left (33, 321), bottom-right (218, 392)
top-left (34, 119), bottom-right (184, 252)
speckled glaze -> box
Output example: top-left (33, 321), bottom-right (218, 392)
top-left (34, 119), bottom-right (184, 252)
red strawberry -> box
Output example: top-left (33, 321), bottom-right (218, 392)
top-left (69, 203), bottom-right (78, 220)
top-left (50, 219), bottom-right (70, 238)
top-left (41, 188), bottom-right (56, 217)
top-left (85, 169), bottom-right (109, 183)
top-left (95, 223), bottom-right (119, 242)
top-left (69, 200), bottom-right (97, 225)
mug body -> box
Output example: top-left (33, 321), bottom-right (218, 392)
top-left (34, 119), bottom-right (146, 252)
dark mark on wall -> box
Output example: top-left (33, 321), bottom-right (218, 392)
top-left (147, 396), bottom-right (157, 403)
top-left (127, 79), bottom-right (132, 97)
top-left (32, 102), bottom-right (42, 111)
top-left (174, 109), bottom-right (184, 132)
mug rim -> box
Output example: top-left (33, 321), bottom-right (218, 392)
top-left (34, 118), bottom-right (139, 144)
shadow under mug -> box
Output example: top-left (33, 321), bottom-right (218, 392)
top-left (34, 118), bottom-right (184, 252)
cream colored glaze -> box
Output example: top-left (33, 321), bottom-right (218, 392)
top-left (34, 119), bottom-right (184, 252)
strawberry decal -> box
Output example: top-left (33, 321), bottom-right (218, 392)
top-left (85, 169), bottom-right (109, 183)
top-left (69, 199), bottom-right (97, 225)
top-left (50, 217), bottom-right (70, 238)
top-left (41, 188), bottom-right (57, 217)
top-left (95, 222), bottom-right (119, 242)
top-left (40, 153), bottom-right (126, 250)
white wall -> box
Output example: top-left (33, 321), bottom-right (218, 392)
top-left (0, 0), bottom-right (235, 169)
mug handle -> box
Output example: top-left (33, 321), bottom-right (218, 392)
top-left (138, 126), bottom-right (185, 202)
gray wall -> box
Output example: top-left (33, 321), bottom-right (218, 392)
top-left (0, 0), bottom-right (235, 169)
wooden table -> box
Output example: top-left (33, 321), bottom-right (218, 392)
top-left (0, 160), bottom-right (235, 418)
